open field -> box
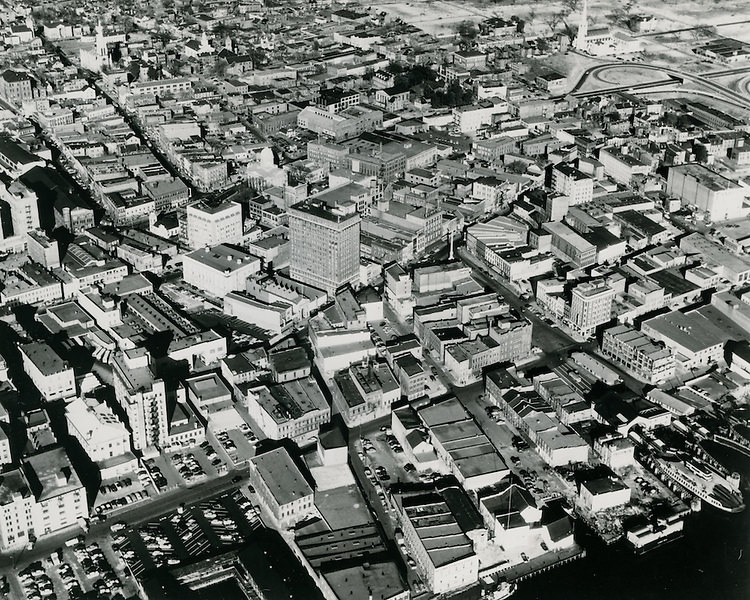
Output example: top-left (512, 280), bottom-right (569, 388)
top-left (366, 0), bottom-right (750, 38)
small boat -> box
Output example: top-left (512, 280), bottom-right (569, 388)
top-left (484, 582), bottom-right (516, 600)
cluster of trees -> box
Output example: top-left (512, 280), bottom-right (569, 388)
top-left (388, 63), bottom-right (475, 108)
top-left (424, 81), bottom-right (476, 108)
top-left (390, 64), bottom-right (437, 93)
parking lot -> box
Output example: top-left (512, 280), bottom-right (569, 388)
top-left (137, 429), bottom-right (255, 493)
top-left (114, 490), bottom-right (261, 579)
top-left (454, 384), bottom-right (576, 505)
top-left (357, 424), bottom-right (447, 490)
top-left (10, 537), bottom-right (140, 600)
top-left (94, 475), bottom-right (152, 516)
top-left (210, 425), bottom-right (257, 468)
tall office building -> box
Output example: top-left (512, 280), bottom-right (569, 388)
top-left (183, 198), bottom-right (243, 249)
top-left (569, 281), bottom-right (615, 337)
top-left (289, 199), bottom-right (360, 295)
top-left (552, 163), bottom-right (593, 206)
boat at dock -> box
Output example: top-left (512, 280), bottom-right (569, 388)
top-left (624, 507), bottom-right (687, 553)
top-left (630, 426), bottom-right (745, 514)
top-left (483, 582), bottom-right (516, 600)
top-left (652, 455), bottom-right (745, 513)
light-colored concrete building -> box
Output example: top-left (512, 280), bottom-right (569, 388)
top-left (20, 342), bottom-right (76, 402)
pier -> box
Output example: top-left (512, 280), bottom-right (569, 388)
top-left (495, 545), bottom-right (586, 583)
top-left (710, 433), bottom-right (750, 459)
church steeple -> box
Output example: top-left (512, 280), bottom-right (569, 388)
top-left (575, 0), bottom-right (589, 52)
top-left (200, 30), bottom-right (211, 52)
top-left (96, 19), bottom-right (107, 58)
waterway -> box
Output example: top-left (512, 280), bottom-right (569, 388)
top-left (170, 442), bottom-right (750, 600)
top-left (514, 440), bottom-right (750, 600)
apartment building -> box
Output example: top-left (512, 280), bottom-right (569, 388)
top-left (297, 105), bottom-right (383, 141)
top-left (239, 378), bottom-right (330, 446)
top-left (0, 69), bottom-right (33, 105)
top-left (65, 397), bottom-right (130, 463)
top-left (0, 448), bottom-right (87, 550)
top-left (552, 163), bottom-right (593, 206)
top-left (183, 244), bottom-right (262, 297)
top-left (182, 372), bottom-right (241, 433)
top-left (331, 361), bottom-right (400, 427)
top-left (26, 230), bottom-right (60, 269)
top-left (568, 281), bottom-right (615, 338)
top-left (112, 348), bottom-right (168, 451)
top-left (2, 180), bottom-right (40, 236)
top-left (184, 199), bottom-right (243, 249)
top-left (667, 163), bottom-right (745, 222)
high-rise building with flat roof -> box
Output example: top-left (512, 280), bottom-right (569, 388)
top-left (289, 199), bottom-right (360, 295)
top-left (569, 281), bottom-right (615, 337)
top-left (112, 348), bottom-right (168, 451)
top-left (184, 199), bottom-right (243, 249)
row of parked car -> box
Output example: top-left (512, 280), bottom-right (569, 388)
top-left (384, 433), bottom-right (404, 454)
top-left (142, 458), bottom-right (168, 490)
top-left (96, 490), bottom-right (149, 514)
top-left (72, 542), bottom-right (124, 598)
top-left (18, 561), bottom-right (56, 600)
top-left (172, 452), bottom-right (206, 482)
top-left (98, 478), bottom-right (133, 496)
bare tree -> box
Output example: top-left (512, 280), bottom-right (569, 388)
top-left (546, 13), bottom-right (563, 33)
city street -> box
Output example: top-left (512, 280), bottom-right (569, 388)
top-left (456, 247), bottom-right (588, 359)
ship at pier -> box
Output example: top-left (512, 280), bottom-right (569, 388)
top-left (630, 427), bottom-right (745, 514)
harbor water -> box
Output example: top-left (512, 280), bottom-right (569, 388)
top-left (513, 440), bottom-right (750, 600)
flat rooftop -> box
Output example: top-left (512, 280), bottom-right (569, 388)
top-left (185, 244), bottom-right (260, 272)
top-left (670, 163), bottom-right (741, 191)
top-left (185, 373), bottom-right (231, 403)
top-left (24, 447), bottom-right (83, 502)
top-left (251, 447), bottom-right (313, 506)
top-left (20, 342), bottom-right (70, 376)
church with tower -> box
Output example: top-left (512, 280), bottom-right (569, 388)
top-left (79, 20), bottom-right (127, 73)
top-left (573, 0), bottom-right (640, 56)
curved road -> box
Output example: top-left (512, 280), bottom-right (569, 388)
top-left (567, 60), bottom-right (750, 109)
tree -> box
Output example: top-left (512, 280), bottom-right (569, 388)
top-left (546, 13), bottom-right (563, 33)
top-left (527, 9), bottom-right (537, 30)
top-left (456, 20), bottom-right (478, 49)
top-left (426, 81), bottom-right (476, 108)
top-left (506, 160), bottom-right (528, 174)
top-left (247, 47), bottom-right (266, 68)
top-left (213, 23), bottom-right (232, 38)
top-left (154, 31), bottom-right (174, 47)
top-left (212, 57), bottom-right (229, 78)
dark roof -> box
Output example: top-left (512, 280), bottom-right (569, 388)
top-left (1, 69), bottom-right (30, 83)
top-left (318, 426), bottom-right (347, 450)
top-left (269, 347), bottom-right (309, 373)
top-left (441, 485), bottom-right (484, 533)
top-left (583, 226), bottom-right (622, 250)
top-left (647, 269), bottom-right (700, 297)
top-left (0, 137), bottom-right (40, 166)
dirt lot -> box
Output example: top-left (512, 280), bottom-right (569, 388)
top-left (366, 0), bottom-right (750, 37)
